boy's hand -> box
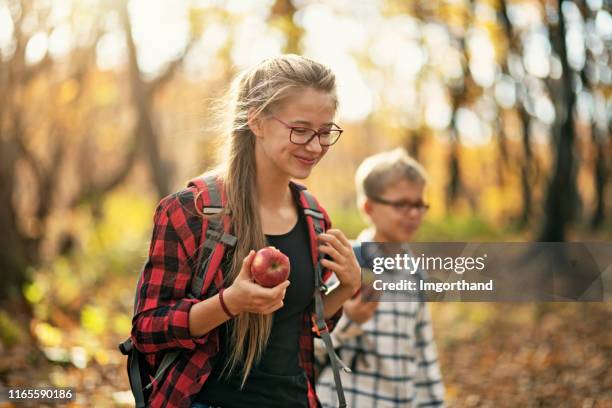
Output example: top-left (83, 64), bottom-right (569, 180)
top-left (343, 296), bottom-right (378, 324)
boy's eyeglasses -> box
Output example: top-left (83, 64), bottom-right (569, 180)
top-left (271, 116), bottom-right (343, 146)
top-left (369, 196), bottom-right (430, 214)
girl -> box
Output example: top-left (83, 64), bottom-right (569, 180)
top-left (130, 55), bottom-right (360, 408)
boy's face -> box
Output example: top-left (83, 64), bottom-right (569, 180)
top-left (364, 179), bottom-right (426, 243)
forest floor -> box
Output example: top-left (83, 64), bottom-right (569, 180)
top-left (1, 224), bottom-right (611, 407)
top-left (1, 300), bottom-right (610, 407)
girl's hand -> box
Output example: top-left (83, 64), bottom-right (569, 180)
top-left (317, 229), bottom-right (361, 294)
top-left (224, 250), bottom-right (290, 315)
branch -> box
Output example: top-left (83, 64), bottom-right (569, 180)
top-left (148, 35), bottom-right (198, 95)
top-left (148, 58), bottom-right (183, 95)
top-left (37, 128), bottom-right (65, 222)
top-left (97, 136), bottom-right (140, 193)
top-left (69, 133), bottom-right (139, 208)
top-left (14, 124), bottom-right (44, 185)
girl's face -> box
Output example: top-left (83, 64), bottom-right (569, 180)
top-left (364, 179), bottom-right (427, 243)
top-left (251, 87), bottom-right (337, 180)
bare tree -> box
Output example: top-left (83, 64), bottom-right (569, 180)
top-left (119, 1), bottom-right (198, 198)
top-left (0, 0), bottom-right (199, 300)
top-left (575, 0), bottom-right (609, 229)
top-left (538, 0), bottom-right (580, 241)
top-left (499, 0), bottom-right (537, 227)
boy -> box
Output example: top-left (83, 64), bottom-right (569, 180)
top-left (316, 148), bottom-right (445, 407)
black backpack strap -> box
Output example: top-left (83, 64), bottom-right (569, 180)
top-left (300, 190), bottom-right (350, 408)
top-left (118, 339), bottom-right (146, 408)
top-left (129, 348), bottom-right (147, 408)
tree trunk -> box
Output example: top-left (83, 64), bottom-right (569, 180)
top-left (518, 105), bottom-right (533, 227)
top-left (405, 130), bottom-right (424, 162)
top-left (591, 124), bottom-right (608, 228)
top-left (122, 2), bottom-right (171, 198)
top-left (446, 132), bottom-right (462, 210)
top-left (574, 1), bottom-right (608, 229)
top-left (538, 0), bottom-right (579, 241)
top-left (270, 0), bottom-right (303, 54)
top-left (494, 116), bottom-right (509, 189)
top-left (0, 137), bottom-right (29, 300)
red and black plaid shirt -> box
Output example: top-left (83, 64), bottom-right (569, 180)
top-left (131, 180), bottom-right (342, 408)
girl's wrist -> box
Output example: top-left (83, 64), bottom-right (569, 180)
top-left (337, 282), bottom-right (359, 298)
top-left (221, 286), bottom-right (242, 316)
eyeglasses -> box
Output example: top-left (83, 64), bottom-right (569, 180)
top-left (271, 116), bottom-right (343, 146)
top-left (369, 196), bottom-right (430, 214)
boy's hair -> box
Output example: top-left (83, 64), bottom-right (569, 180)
top-left (355, 148), bottom-right (428, 208)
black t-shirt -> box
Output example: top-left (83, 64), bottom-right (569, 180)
top-left (195, 210), bottom-right (314, 408)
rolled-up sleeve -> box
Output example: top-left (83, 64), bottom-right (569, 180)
top-left (131, 195), bottom-right (211, 353)
top-left (324, 304), bottom-right (343, 334)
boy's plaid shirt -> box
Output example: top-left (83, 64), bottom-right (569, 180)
top-left (131, 181), bottom-right (342, 408)
top-left (316, 229), bottom-right (445, 408)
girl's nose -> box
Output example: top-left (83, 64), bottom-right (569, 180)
top-left (304, 135), bottom-right (323, 154)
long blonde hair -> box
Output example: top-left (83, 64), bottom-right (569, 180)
top-left (212, 55), bottom-right (337, 386)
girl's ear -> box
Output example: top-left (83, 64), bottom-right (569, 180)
top-left (247, 109), bottom-right (264, 138)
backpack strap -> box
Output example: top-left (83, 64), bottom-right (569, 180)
top-left (298, 188), bottom-right (350, 408)
top-left (352, 242), bottom-right (365, 267)
top-left (119, 339), bottom-right (147, 408)
top-left (188, 175), bottom-right (236, 299)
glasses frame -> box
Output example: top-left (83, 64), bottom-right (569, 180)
top-left (369, 196), bottom-right (430, 214)
top-left (270, 116), bottom-right (343, 146)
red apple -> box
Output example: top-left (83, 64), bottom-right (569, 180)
top-left (251, 246), bottom-right (291, 288)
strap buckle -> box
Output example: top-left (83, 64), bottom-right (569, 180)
top-left (202, 206), bottom-right (223, 215)
top-left (205, 229), bottom-right (237, 247)
top-left (311, 314), bottom-right (329, 337)
top-left (303, 208), bottom-right (324, 220)
top-left (118, 339), bottom-right (133, 355)
top-left (220, 233), bottom-right (237, 247)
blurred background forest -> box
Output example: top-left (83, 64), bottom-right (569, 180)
top-left (0, 0), bottom-right (610, 406)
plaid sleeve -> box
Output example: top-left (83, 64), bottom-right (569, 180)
top-left (414, 302), bottom-right (446, 407)
top-left (131, 193), bottom-right (210, 354)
